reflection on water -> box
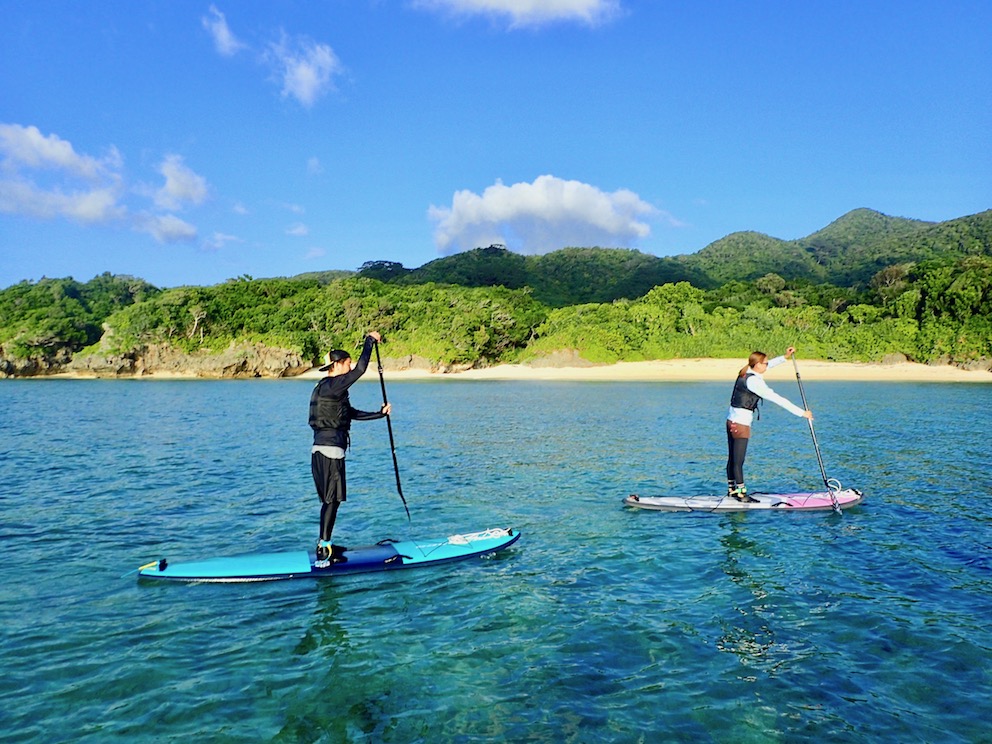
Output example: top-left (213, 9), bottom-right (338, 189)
top-left (718, 517), bottom-right (778, 678)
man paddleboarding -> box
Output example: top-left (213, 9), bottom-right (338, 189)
top-left (726, 346), bottom-right (813, 502)
top-left (309, 332), bottom-right (391, 567)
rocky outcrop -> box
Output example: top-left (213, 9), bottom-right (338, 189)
top-left (525, 349), bottom-right (596, 368)
top-left (957, 359), bottom-right (992, 372)
top-left (0, 346), bottom-right (74, 377)
top-left (881, 353), bottom-right (909, 365)
top-left (67, 342), bottom-right (310, 378)
top-left (383, 354), bottom-right (436, 372)
top-left (1, 343), bottom-right (468, 378)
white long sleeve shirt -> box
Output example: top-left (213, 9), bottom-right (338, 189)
top-left (727, 355), bottom-right (807, 426)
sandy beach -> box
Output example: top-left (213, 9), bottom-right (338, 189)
top-left (300, 358), bottom-right (992, 383)
top-left (37, 357), bottom-right (991, 383)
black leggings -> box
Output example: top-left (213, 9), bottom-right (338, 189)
top-left (312, 453), bottom-right (346, 541)
top-left (725, 421), bottom-right (750, 486)
top-left (319, 501), bottom-right (340, 542)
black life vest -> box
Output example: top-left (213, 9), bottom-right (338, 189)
top-left (730, 373), bottom-right (761, 412)
top-left (310, 384), bottom-right (351, 432)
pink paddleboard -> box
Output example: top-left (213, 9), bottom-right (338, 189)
top-left (623, 488), bottom-right (863, 512)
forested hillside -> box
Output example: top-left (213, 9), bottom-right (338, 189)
top-left (0, 274), bottom-right (159, 372)
top-left (354, 209), bottom-right (992, 296)
top-left (675, 231), bottom-right (825, 285)
top-left (355, 244), bottom-right (712, 306)
top-left (676, 209), bottom-right (992, 286)
top-left (2, 209), bottom-right (990, 377)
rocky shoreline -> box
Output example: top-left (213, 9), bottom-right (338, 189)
top-left (1, 342), bottom-right (307, 379)
top-left (2, 343), bottom-right (991, 382)
top-left (0, 342), bottom-right (474, 379)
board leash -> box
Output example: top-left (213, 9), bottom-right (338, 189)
top-left (791, 355), bottom-right (842, 515)
top-left (375, 340), bottom-right (411, 521)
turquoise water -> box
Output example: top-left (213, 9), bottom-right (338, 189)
top-left (1, 378), bottom-right (990, 742)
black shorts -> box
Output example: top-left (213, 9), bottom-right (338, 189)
top-left (312, 452), bottom-right (347, 504)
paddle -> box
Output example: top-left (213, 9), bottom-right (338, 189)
top-left (374, 340), bottom-right (411, 521)
top-left (791, 354), bottom-right (842, 515)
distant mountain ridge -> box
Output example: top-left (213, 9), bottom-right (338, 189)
top-left (676, 208), bottom-right (991, 287)
top-left (342, 208), bottom-right (991, 306)
top-left (401, 246), bottom-right (711, 307)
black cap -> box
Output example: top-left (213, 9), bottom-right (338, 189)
top-left (318, 349), bottom-right (351, 371)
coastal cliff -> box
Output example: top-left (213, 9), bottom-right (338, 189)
top-left (0, 342), bottom-right (462, 379)
top-left (0, 342), bottom-right (309, 379)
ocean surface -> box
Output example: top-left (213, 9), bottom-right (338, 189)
top-left (1, 377), bottom-right (990, 743)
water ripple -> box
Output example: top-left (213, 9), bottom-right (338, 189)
top-left (0, 379), bottom-right (990, 742)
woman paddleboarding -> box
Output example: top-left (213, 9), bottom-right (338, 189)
top-left (726, 346), bottom-right (813, 502)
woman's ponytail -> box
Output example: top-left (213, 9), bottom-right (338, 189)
top-left (740, 351), bottom-right (768, 377)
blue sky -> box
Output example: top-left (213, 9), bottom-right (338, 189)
top-left (1, 1), bottom-right (989, 290)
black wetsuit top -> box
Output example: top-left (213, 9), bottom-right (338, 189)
top-left (309, 336), bottom-right (384, 449)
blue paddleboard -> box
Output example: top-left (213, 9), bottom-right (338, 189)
top-left (136, 527), bottom-right (520, 583)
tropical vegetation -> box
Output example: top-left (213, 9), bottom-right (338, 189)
top-left (1, 208), bottom-right (990, 376)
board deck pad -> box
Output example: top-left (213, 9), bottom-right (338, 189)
top-left (623, 489), bottom-right (863, 512)
top-left (137, 527), bottom-right (520, 583)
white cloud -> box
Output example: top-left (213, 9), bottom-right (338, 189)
top-left (267, 33), bottom-right (343, 108)
top-left (286, 222), bottom-right (309, 237)
top-left (0, 178), bottom-right (124, 223)
top-left (0, 123), bottom-right (211, 245)
top-left (154, 154), bottom-right (209, 211)
top-left (202, 5), bottom-right (246, 56)
top-left (137, 213), bottom-right (198, 243)
top-left (232, 201), bottom-right (249, 215)
top-left (304, 247), bottom-right (327, 260)
top-left (413, 0), bottom-right (621, 27)
top-left (307, 156), bottom-right (323, 175)
top-left (0, 123), bottom-right (125, 223)
top-left (203, 232), bottom-right (241, 251)
top-left (428, 174), bottom-right (659, 255)
top-left (200, 14), bottom-right (343, 108)
top-left (0, 123), bottom-right (121, 180)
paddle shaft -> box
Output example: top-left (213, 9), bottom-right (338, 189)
top-left (791, 356), bottom-right (841, 513)
top-left (375, 341), bottom-right (411, 521)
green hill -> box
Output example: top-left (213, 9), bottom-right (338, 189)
top-left (288, 269), bottom-right (355, 284)
top-left (804, 208), bottom-right (931, 257)
top-left (360, 244), bottom-right (711, 307)
top-left (834, 209), bottom-right (992, 285)
top-left (677, 209), bottom-right (991, 288)
top-left (527, 247), bottom-right (713, 306)
top-left (309, 208), bottom-right (992, 300)
top-left (676, 231), bottom-right (826, 285)
top-left (403, 245), bottom-right (529, 290)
